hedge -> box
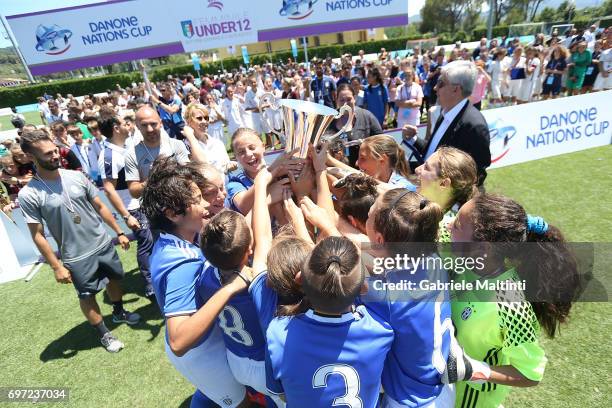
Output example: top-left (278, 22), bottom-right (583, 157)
top-left (0, 34), bottom-right (436, 108)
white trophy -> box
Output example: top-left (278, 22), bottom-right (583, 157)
top-left (259, 93), bottom-right (354, 159)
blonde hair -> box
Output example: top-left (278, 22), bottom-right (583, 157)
top-left (435, 146), bottom-right (478, 209)
top-left (184, 103), bottom-right (209, 124)
top-left (361, 135), bottom-right (411, 179)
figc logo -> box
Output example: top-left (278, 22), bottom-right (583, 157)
top-left (279, 0), bottom-right (318, 20)
top-left (35, 24), bottom-right (73, 55)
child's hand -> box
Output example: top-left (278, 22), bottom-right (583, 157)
top-left (308, 141), bottom-right (329, 173)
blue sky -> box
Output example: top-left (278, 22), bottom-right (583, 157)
top-left (0, 0), bottom-right (103, 47)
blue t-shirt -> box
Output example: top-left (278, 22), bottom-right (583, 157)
top-left (263, 306), bottom-right (393, 407)
top-left (198, 265), bottom-right (267, 361)
top-left (360, 260), bottom-right (452, 407)
top-left (150, 232), bottom-right (212, 347)
top-left (363, 84), bottom-right (388, 126)
top-left (388, 171), bottom-right (417, 191)
top-left (310, 75), bottom-right (336, 108)
top-left (225, 168), bottom-right (254, 213)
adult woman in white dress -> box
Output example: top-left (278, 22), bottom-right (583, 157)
top-left (508, 46), bottom-right (526, 104)
top-left (204, 93), bottom-right (226, 146)
top-left (182, 103), bottom-right (230, 174)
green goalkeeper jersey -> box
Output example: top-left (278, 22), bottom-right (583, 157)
top-left (451, 268), bottom-right (547, 408)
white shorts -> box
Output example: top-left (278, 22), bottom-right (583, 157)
top-left (593, 73), bottom-right (612, 90)
top-left (165, 326), bottom-right (246, 407)
top-left (226, 350), bottom-right (286, 407)
top-left (382, 384), bottom-right (455, 408)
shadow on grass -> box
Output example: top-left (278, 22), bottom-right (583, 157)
top-left (39, 269), bottom-right (164, 361)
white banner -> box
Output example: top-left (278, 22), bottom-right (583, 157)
top-left (6, 0), bottom-right (408, 75)
top-left (483, 91), bottom-right (612, 168)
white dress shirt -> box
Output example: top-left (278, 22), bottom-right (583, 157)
top-left (425, 98), bottom-right (468, 159)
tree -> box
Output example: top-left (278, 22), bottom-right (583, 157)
top-left (420, 0), bottom-right (484, 34)
top-left (535, 6), bottom-right (556, 23)
top-left (556, 1), bottom-right (576, 22)
top-left (599, 0), bottom-right (612, 17)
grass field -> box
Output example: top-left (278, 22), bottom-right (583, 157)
top-left (0, 145), bottom-right (610, 407)
top-left (0, 112), bottom-right (45, 133)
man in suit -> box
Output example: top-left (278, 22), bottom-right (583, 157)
top-left (403, 60), bottom-right (491, 185)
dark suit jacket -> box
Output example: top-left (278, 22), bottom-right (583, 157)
top-left (416, 101), bottom-right (491, 185)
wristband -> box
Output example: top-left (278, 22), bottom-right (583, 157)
top-left (117, 232), bottom-right (126, 237)
top-left (122, 214), bottom-right (131, 222)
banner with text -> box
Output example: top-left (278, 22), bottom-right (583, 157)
top-left (482, 91), bottom-right (611, 169)
top-left (6, 0), bottom-right (408, 75)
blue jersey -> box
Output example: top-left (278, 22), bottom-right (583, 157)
top-left (361, 258), bottom-right (452, 407)
top-left (363, 84), bottom-right (389, 126)
top-left (225, 169), bottom-right (253, 213)
top-left (262, 304), bottom-right (393, 407)
top-left (197, 265), bottom-right (266, 361)
top-left (150, 232), bottom-right (211, 347)
top-left (249, 272), bottom-right (277, 332)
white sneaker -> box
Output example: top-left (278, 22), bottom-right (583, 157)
top-left (101, 332), bottom-right (124, 353)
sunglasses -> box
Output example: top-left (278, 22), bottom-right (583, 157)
top-left (194, 116), bottom-right (209, 121)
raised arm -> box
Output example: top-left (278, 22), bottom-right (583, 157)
top-left (252, 167), bottom-right (275, 272)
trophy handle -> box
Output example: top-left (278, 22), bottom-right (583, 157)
top-left (259, 92), bottom-right (284, 140)
top-left (327, 104), bottom-right (354, 139)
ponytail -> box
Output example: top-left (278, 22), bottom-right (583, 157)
top-left (374, 189), bottom-right (443, 245)
top-left (394, 146), bottom-right (412, 179)
top-left (302, 236), bottom-right (362, 314)
top-left (520, 224), bottom-right (580, 338)
top-left (361, 135), bottom-right (412, 180)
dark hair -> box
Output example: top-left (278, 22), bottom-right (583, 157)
top-left (201, 210), bottom-right (251, 270)
top-left (98, 113), bottom-right (121, 139)
top-left (374, 189), bottom-right (443, 244)
top-left (20, 129), bottom-right (54, 154)
top-left (266, 226), bottom-right (312, 316)
top-left (339, 174), bottom-right (379, 227)
top-left (471, 194), bottom-right (581, 338)
top-left (140, 157), bottom-right (206, 232)
top-left (336, 83), bottom-right (355, 96)
top-left (302, 236), bottom-right (362, 314)
top-left (367, 67), bottom-right (383, 85)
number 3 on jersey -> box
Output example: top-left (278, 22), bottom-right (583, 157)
top-left (218, 305), bottom-right (254, 346)
top-left (313, 364), bottom-right (363, 408)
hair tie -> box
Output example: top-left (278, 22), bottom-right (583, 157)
top-left (526, 215), bottom-right (548, 235)
top-left (419, 199), bottom-right (428, 210)
top-left (390, 189), bottom-right (411, 209)
top-left (326, 255), bottom-right (342, 269)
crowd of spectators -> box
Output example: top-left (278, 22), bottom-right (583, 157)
top-left (1, 25), bottom-right (611, 212)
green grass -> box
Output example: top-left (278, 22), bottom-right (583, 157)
top-left (0, 146), bottom-right (610, 407)
top-left (0, 112), bottom-right (45, 132)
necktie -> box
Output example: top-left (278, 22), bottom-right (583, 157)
top-left (431, 113), bottom-right (445, 138)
